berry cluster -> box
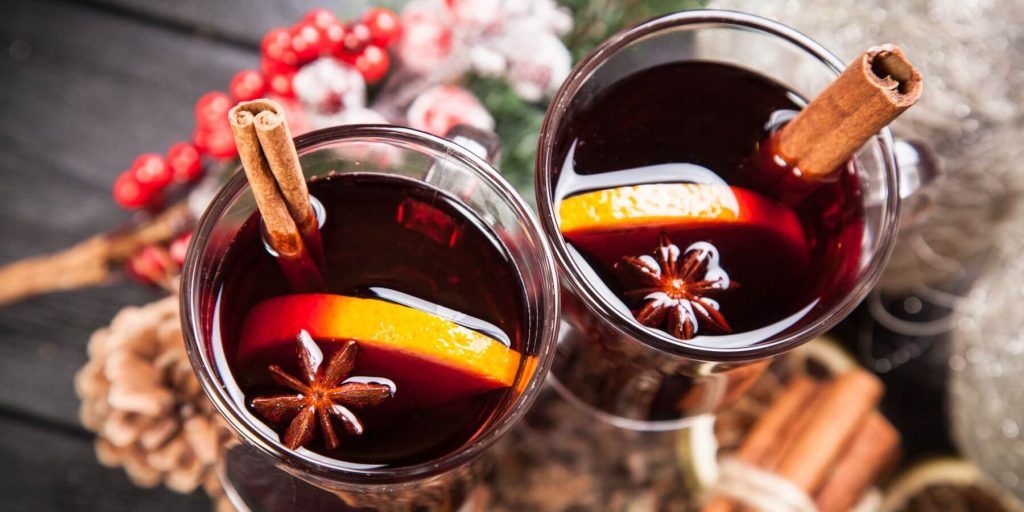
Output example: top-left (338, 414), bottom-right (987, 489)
top-left (125, 231), bottom-right (193, 287)
top-left (260, 7), bottom-right (401, 95)
top-left (112, 8), bottom-right (403, 211)
top-left (112, 144), bottom-right (202, 209)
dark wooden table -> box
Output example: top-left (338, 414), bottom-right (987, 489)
top-left (0, 1), bottom-right (383, 508)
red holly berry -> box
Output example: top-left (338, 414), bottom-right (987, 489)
top-left (363, 8), bottom-right (402, 47)
top-left (202, 127), bottom-right (238, 159)
top-left (318, 19), bottom-right (346, 55)
top-left (193, 125), bottom-right (236, 159)
top-left (303, 8), bottom-right (336, 29)
top-left (260, 57), bottom-right (297, 78)
top-left (289, 22), bottom-right (322, 64)
top-left (353, 45), bottom-right (390, 84)
top-left (168, 232), bottom-right (193, 267)
top-left (113, 171), bottom-right (154, 209)
top-left (300, 8), bottom-right (344, 55)
top-left (126, 245), bottom-right (177, 287)
top-left (194, 91), bottom-right (232, 129)
top-left (267, 68), bottom-right (297, 98)
top-left (130, 153), bottom-right (172, 190)
top-left (261, 27), bottom-right (298, 66)
top-left (229, 69), bottom-right (266, 102)
top-left (166, 142), bottom-right (202, 183)
top-left (340, 22), bottom-right (372, 56)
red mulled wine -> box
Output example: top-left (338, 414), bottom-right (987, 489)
top-left (554, 61), bottom-right (864, 345)
top-left (213, 172), bottom-right (528, 467)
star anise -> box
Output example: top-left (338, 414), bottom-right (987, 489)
top-left (615, 233), bottom-right (735, 340)
top-left (251, 330), bottom-right (395, 450)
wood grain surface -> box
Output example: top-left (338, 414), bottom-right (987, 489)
top-left (0, 0), bottom-right (367, 508)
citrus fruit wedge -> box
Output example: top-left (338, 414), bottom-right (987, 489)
top-left (559, 183), bottom-right (805, 248)
top-left (557, 183), bottom-right (809, 277)
top-left (238, 294), bottom-right (521, 405)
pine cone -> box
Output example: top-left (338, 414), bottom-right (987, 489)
top-left (74, 295), bottom-right (235, 509)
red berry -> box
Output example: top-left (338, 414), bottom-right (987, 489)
top-left (203, 127), bottom-right (238, 159)
top-left (303, 8), bottom-right (337, 29)
top-left (192, 126), bottom-right (210, 155)
top-left (166, 142), bottom-right (202, 183)
top-left (261, 27), bottom-right (298, 66)
top-left (130, 153), bottom-right (172, 190)
top-left (193, 125), bottom-right (236, 159)
top-left (194, 91), bottom-right (232, 129)
top-left (340, 23), bottom-right (372, 56)
top-left (229, 69), bottom-right (266, 102)
top-left (169, 232), bottom-right (193, 267)
top-left (289, 22), bottom-right (322, 64)
top-left (317, 19), bottom-right (346, 55)
top-left (260, 57), bottom-right (297, 77)
top-left (113, 170), bottom-right (153, 209)
top-left (354, 46), bottom-right (390, 84)
top-left (126, 245), bottom-right (176, 287)
top-left (301, 8), bottom-right (345, 55)
top-left (267, 68), bottom-right (297, 98)
top-left (363, 8), bottom-right (402, 47)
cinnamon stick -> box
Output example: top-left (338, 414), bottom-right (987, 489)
top-left (228, 100), bottom-right (322, 291)
top-left (702, 376), bottom-right (819, 512)
top-left (253, 107), bottom-right (323, 267)
top-left (760, 384), bottom-right (829, 471)
top-left (814, 412), bottom-right (900, 512)
top-left (775, 44), bottom-right (922, 180)
top-left (774, 370), bottom-right (883, 493)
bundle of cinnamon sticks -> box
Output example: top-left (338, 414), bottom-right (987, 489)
top-left (228, 99), bottom-right (324, 292)
top-left (704, 369), bottom-right (900, 512)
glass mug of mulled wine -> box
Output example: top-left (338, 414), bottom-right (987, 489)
top-left (535, 10), bottom-right (909, 430)
top-left (181, 125), bottom-right (559, 511)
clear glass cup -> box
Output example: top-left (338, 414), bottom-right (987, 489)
top-left (181, 125), bottom-right (560, 511)
top-left (535, 10), bottom-right (902, 430)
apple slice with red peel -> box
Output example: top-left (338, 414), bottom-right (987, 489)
top-left (238, 294), bottom-right (521, 406)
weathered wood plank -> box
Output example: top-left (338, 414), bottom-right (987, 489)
top-left (80, 0), bottom-right (381, 46)
top-left (0, 413), bottom-right (211, 511)
top-left (0, 0), bottom-right (255, 427)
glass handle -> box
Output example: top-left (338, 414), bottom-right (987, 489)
top-left (893, 137), bottom-right (941, 229)
top-left (443, 124), bottom-right (503, 169)
top-left (894, 137), bottom-right (940, 200)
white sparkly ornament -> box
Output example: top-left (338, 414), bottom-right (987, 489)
top-left (502, 0), bottom-right (573, 36)
top-left (398, 1), bottom-right (455, 75)
top-left (394, 0), bottom-right (573, 102)
top-left (406, 85), bottom-right (494, 137)
top-left (469, 46), bottom-right (507, 77)
top-left (292, 58), bottom-right (367, 118)
top-left (447, 0), bottom-right (502, 29)
top-left (495, 20), bottom-right (572, 102)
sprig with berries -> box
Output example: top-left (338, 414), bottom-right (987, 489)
top-left (107, 8), bottom-right (406, 287)
top-left (112, 7), bottom-right (404, 213)
top-left (3, 1), bottom-right (711, 301)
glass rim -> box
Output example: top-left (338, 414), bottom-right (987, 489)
top-left (534, 9), bottom-right (901, 363)
top-left (181, 124), bottom-right (561, 484)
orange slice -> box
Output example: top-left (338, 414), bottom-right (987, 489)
top-left (558, 183), bottom-right (809, 270)
top-left (559, 183), bottom-right (803, 243)
top-left (238, 294), bottom-right (520, 404)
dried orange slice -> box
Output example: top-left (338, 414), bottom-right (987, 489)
top-left (238, 294), bottom-right (520, 404)
top-left (557, 183), bottom-right (809, 271)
